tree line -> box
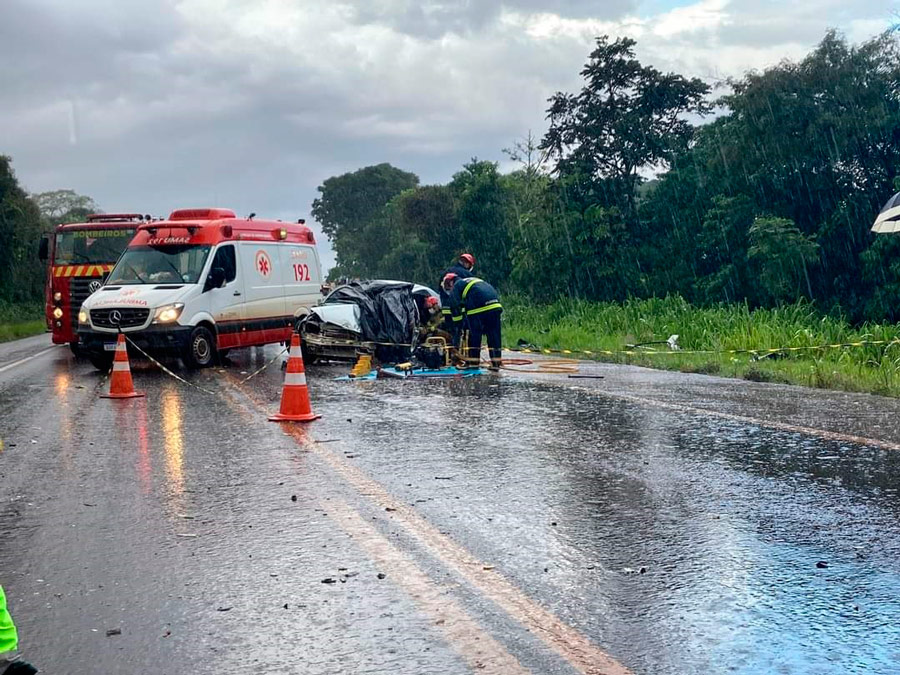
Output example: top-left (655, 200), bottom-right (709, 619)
top-left (314, 30), bottom-right (900, 322)
top-left (0, 155), bottom-right (98, 309)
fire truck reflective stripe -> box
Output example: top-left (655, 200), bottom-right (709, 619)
top-left (284, 372), bottom-right (307, 386)
top-left (112, 362), bottom-right (130, 371)
top-left (53, 265), bottom-right (113, 278)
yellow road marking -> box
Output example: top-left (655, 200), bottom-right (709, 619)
top-left (560, 385), bottom-right (900, 452)
top-left (225, 373), bottom-right (629, 675)
top-left (329, 498), bottom-right (530, 674)
top-left (283, 425), bottom-right (632, 675)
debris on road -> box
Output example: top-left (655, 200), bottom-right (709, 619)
top-left (322, 578), bottom-right (337, 584)
top-left (106, 628), bottom-right (122, 637)
top-left (216, 607), bottom-right (232, 612)
top-left (816, 561), bottom-right (829, 569)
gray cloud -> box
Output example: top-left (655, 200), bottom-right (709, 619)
top-left (338, 0), bottom-right (637, 37)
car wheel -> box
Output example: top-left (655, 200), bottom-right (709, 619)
top-left (88, 351), bottom-right (114, 372)
top-left (183, 326), bottom-right (216, 369)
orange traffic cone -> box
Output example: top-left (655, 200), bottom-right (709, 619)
top-left (269, 333), bottom-right (320, 422)
top-left (101, 333), bottom-right (144, 399)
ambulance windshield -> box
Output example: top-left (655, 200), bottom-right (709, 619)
top-left (107, 245), bottom-right (211, 285)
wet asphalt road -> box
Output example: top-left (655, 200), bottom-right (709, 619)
top-left (1, 335), bottom-right (900, 674)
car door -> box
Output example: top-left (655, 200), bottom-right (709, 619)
top-left (205, 243), bottom-right (244, 349)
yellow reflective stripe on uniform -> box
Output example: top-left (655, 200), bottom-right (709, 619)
top-left (441, 308), bottom-right (452, 315)
top-left (466, 302), bottom-right (502, 316)
top-left (451, 315), bottom-right (463, 322)
top-left (461, 278), bottom-right (483, 301)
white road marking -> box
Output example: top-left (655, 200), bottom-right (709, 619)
top-left (0, 346), bottom-right (60, 375)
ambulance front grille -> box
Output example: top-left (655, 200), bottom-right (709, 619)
top-left (90, 308), bottom-right (150, 329)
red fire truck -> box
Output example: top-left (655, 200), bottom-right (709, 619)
top-left (39, 214), bottom-right (143, 353)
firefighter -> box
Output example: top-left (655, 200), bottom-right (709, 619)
top-left (0, 586), bottom-right (36, 675)
top-left (438, 254), bottom-right (476, 334)
top-left (442, 273), bottom-right (503, 371)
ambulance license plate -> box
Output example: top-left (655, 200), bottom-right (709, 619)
top-left (103, 342), bottom-right (117, 351)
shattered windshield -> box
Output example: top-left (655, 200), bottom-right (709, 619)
top-left (106, 245), bottom-right (210, 285)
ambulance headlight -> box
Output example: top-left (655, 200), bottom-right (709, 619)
top-left (153, 303), bottom-right (184, 324)
top-left (52, 307), bottom-right (64, 319)
top-left (78, 309), bottom-right (89, 324)
top-left (53, 291), bottom-right (62, 303)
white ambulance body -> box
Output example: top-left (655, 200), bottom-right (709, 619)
top-left (77, 208), bottom-right (322, 369)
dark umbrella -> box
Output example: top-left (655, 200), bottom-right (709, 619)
top-left (872, 191), bottom-right (900, 233)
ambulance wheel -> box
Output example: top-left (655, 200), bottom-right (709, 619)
top-left (89, 352), bottom-right (114, 372)
top-left (184, 326), bottom-right (216, 369)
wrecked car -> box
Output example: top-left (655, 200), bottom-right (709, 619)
top-left (299, 280), bottom-right (440, 363)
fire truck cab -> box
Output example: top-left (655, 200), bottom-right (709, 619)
top-left (77, 208), bottom-right (322, 370)
top-left (39, 214), bottom-right (143, 353)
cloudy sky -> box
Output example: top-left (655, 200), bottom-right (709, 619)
top-left (1, 0), bottom-right (895, 269)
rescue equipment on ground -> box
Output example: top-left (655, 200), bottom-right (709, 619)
top-left (414, 336), bottom-right (452, 369)
top-left (350, 353), bottom-right (373, 378)
top-left (101, 333), bottom-right (145, 399)
top-left (269, 333), bottom-right (320, 422)
top-left (335, 365), bottom-right (485, 381)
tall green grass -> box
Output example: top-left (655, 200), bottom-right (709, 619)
top-left (503, 296), bottom-right (900, 397)
top-left (0, 301), bottom-right (46, 343)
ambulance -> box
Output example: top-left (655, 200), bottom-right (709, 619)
top-left (77, 208), bottom-right (322, 370)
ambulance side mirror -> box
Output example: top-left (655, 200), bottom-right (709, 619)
top-left (204, 267), bottom-right (226, 292)
top-left (38, 235), bottom-right (49, 262)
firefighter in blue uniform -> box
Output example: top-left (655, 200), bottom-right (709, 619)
top-left (442, 272), bottom-right (502, 371)
top-left (438, 253), bottom-right (475, 334)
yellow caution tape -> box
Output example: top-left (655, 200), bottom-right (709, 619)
top-left (507, 338), bottom-right (900, 358)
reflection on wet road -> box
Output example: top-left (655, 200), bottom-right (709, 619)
top-left (1, 339), bottom-right (899, 673)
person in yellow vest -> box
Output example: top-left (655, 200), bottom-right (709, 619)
top-left (442, 273), bottom-right (503, 371)
top-left (0, 586), bottom-right (36, 675)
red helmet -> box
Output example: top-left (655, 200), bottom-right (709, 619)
top-left (442, 272), bottom-right (458, 289)
top-left (425, 296), bottom-right (439, 309)
top-left (459, 253), bottom-right (475, 267)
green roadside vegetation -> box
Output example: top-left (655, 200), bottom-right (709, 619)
top-left (503, 297), bottom-right (900, 398)
top-left (0, 302), bottom-right (45, 344)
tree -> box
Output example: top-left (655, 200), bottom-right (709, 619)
top-left (377, 185), bottom-right (459, 285)
top-left (32, 189), bottom-right (99, 227)
top-left (0, 156), bottom-right (44, 304)
top-left (311, 163), bottom-right (419, 277)
top-left (541, 35), bottom-right (711, 220)
top-left (747, 217), bottom-right (819, 305)
top-left (449, 159), bottom-right (512, 285)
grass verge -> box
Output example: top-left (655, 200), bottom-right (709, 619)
top-left (502, 296), bottom-right (900, 398)
top-left (0, 302), bottom-right (46, 344)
